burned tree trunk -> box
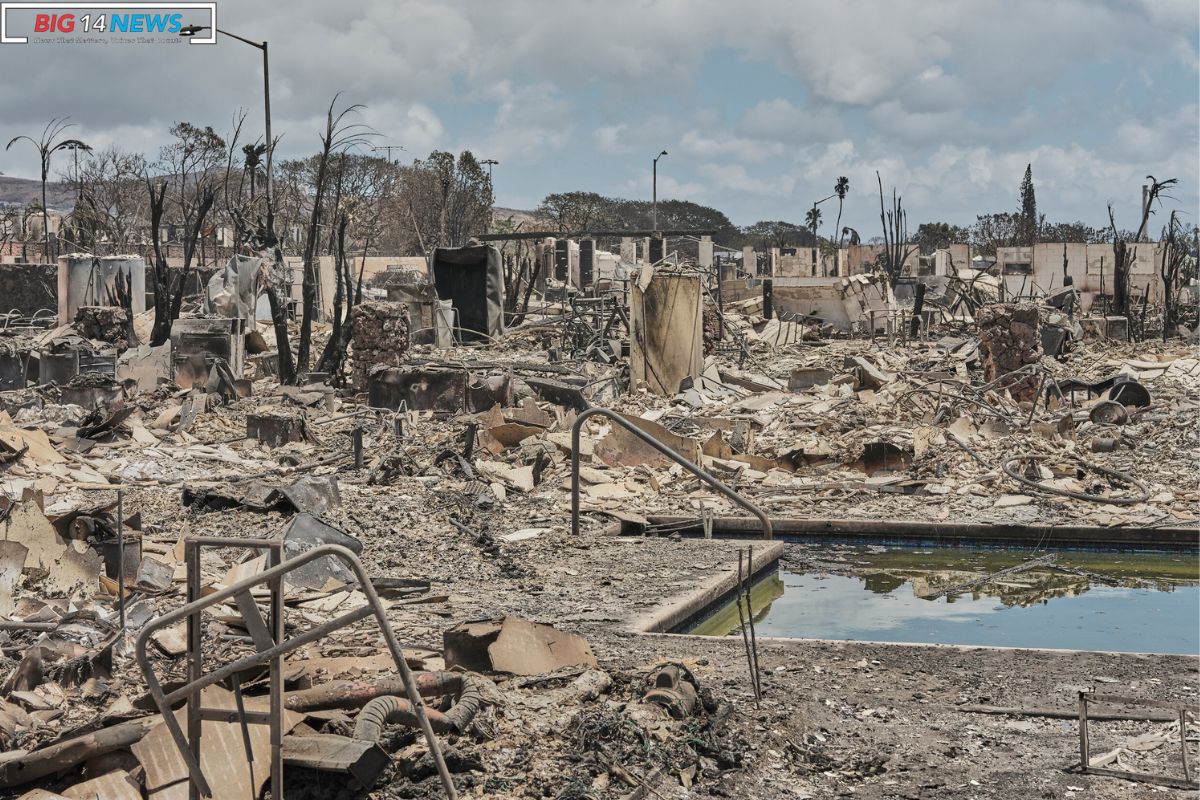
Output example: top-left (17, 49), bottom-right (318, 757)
top-left (147, 180), bottom-right (172, 347)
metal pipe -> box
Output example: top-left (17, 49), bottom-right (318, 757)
top-left (116, 489), bottom-right (125, 631)
top-left (570, 407), bottom-right (772, 540)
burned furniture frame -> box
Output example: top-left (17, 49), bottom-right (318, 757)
top-left (570, 407), bottom-right (773, 540)
top-left (135, 541), bottom-right (459, 800)
top-left (1078, 691), bottom-right (1197, 790)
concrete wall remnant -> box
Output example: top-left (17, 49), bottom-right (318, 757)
top-left (630, 267), bottom-right (702, 395)
top-left (57, 254), bottom-right (146, 326)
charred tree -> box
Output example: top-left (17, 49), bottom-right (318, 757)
top-left (1108, 175), bottom-right (1176, 326)
top-left (876, 171), bottom-right (915, 291)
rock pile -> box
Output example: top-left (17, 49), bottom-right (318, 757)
top-left (976, 303), bottom-right (1042, 400)
top-left (351, 301), bottom-right (410, 390)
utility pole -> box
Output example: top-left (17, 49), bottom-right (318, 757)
top-left (371, 145), bottom-right (406, 163)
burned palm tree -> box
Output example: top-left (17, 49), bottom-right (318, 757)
top-left (833, 176), bottom-right (850, 248)
top-left (242, 142), bottom-right (268, 199)
top-left (876, 171), bottom-right (915, 290)
top-left (804, 206), bottom-right (822, 238)
top-left (295, 95), bottom-right (376, 375)
top-left (6, 117), bottom-right (90, 261)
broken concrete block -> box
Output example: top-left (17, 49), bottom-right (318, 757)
top-left (246, 411), bottom-right (307, 448)
top-left (134, 556), bottom-right (173, 592)
top-left (444, 616), bottom-right (597, 675)
top-left (788, 367), bottom-right (834, 391)
top-left (282, 514), bottom-right (363, 591)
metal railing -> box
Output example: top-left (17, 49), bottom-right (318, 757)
top-left (135, 542), bottom-right (458, 800)
top-left (570, 407), bottom-right (773, 539)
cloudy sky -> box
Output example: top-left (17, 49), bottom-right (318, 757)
top-left (0, 0), bottom-right (1196, 232)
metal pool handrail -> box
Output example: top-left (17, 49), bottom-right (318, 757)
top-left (570, 406), bottom-right (773, 540)
top-left (135, 543), bottom-right (459, 800)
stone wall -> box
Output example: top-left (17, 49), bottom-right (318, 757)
top-left (976, 303), bottom-right (1042, 401)
top-left (0, 263), bottom-right (57, 318)
top-left (351, 301), bottom-right (410, 390)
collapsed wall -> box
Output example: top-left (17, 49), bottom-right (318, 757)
top-left (351, 300), bottom-right (410, 390)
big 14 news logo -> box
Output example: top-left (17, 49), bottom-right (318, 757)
top-left (33, 10), bottom-right (184, 33)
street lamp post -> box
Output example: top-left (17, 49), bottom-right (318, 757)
top-left (652, 150), bottom-right (667, 231)
top-left (180, 25), bottom-right (273, 240)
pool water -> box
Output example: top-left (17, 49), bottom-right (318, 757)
top-left (688, 547), bottom-right (1199, 655)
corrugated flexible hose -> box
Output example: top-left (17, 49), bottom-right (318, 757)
top-left (352, 676), bottom-right (483, 740)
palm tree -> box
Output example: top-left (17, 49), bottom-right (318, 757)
top-left (804, 206), bottom-right (822, 237)
top-left (242, 142), bottom-right (267, 199)
top-left (6, 118), bottom-right (89, 262)
top-left (833, 176), bottom-right (850, 248)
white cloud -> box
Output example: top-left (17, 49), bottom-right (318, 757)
top-left (0, 0), bottom-right (1194, 229)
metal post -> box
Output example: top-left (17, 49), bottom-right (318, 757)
top-left (570, 407), bottom-right (772, 540)
top-left (1181, 707), bottom-right (1191, 783)
top-left (116, 489), bottom-right (125, 630)
top-left (186, 540), bottom-right (203, 800)
top-left (262, 40), bottom-right (273, 240)
top-left (268, 544), bottom-right (283, 799)
top-left (652, 150), bottom-right (667, 231)
top-left (352, 426), bottom-right (364, 469)
top-left (715, 257), bottom-right (725, 340)
top-left (1078, 691), bottom-right (1090, 773)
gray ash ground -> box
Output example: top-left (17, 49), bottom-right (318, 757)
top-left (119, 471), bottom-right (1198, 800)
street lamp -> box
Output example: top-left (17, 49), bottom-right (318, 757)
top-left (652, 150), bottom-right (667, 231)
top-left (180, 24), bottom-right (274, 240)
top-left (481, 159), bottom-right (498, 182)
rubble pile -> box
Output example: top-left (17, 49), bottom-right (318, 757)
top-left (351, 301), bottom-right (410, 390)
top-left (73, 306), bottom-right (132, 353)
top-left (0, 251), bottom-right (1194, 799)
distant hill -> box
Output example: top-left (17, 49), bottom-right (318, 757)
top-left (0, 176), bottom-right (75, 211)
top-left (492, 207), bottom-right (551, 228)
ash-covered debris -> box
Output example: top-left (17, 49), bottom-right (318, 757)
top-left (0, 237), bottom-right (1192, 800)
